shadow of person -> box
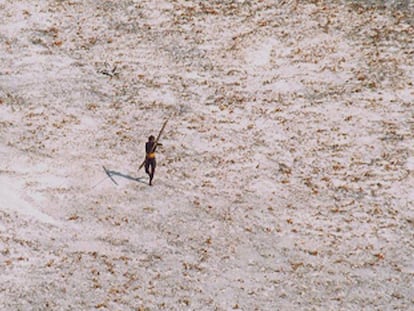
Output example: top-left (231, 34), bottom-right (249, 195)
top-left (104, 166), bottom-right (148, 185)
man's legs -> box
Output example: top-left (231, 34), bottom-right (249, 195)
top-left (147, 159), bottom-right (156, 186)
top-left (145, 160), bottom-right (150, 176)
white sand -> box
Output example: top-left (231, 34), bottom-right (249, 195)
top-left (1, 0), bottom-right (413, 310)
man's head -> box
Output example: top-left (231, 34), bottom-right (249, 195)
top-left (149, 135), bottom-right (155, 142)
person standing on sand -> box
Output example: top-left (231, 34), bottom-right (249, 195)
top-left (145, 135), bottom-right (162, 186)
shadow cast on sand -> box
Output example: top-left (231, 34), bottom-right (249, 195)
top-left (103, 166), bottom-right (148, 185)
